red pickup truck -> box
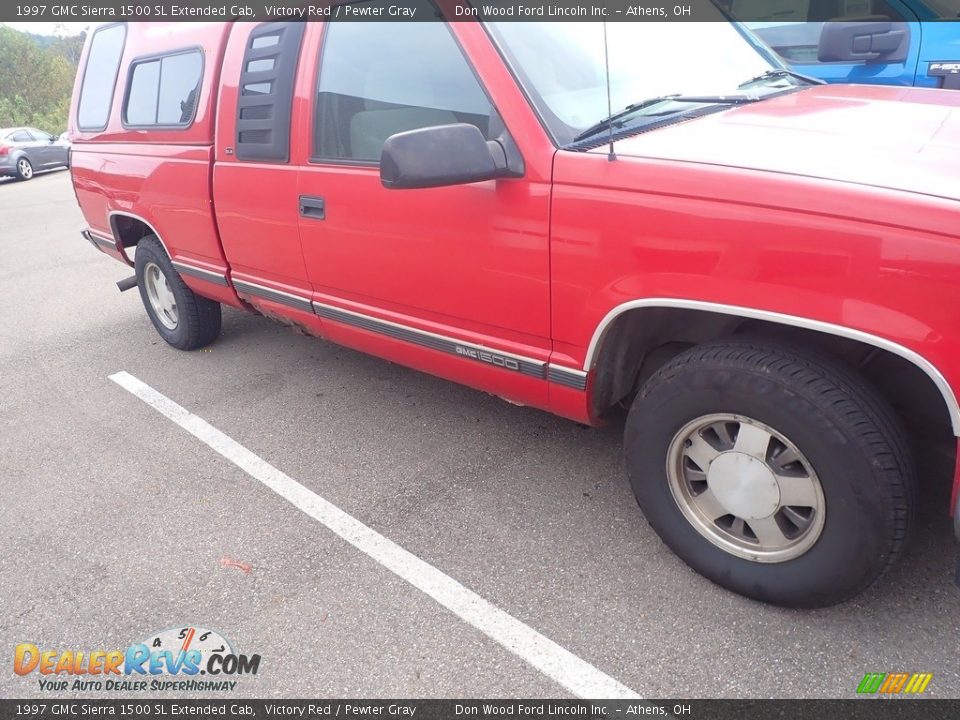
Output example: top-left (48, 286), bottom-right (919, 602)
top-left (69, 15), bottom-right (960, 608)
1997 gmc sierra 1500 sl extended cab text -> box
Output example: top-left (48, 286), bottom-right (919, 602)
top-left (69, 10), bottom-right (960, 607)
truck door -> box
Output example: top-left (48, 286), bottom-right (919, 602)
top-left (213, 22), bottom-right (318, 323)
top-left (734, 0), bottom-right (922, 85)
top-left (294, 8), bottom-right (554, 402)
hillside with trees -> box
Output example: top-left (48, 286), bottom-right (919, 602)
top-left (0, 26), bottom-right (85, 134)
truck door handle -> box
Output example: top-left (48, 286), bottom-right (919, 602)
top-left (299, 195), bottom-right (325, 220)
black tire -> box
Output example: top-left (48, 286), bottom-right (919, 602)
top-left (14, 157), bottom-right (33, 181)
top-left (135, 235), bottom-right (221, 350)
top-left (624, 339), bottom-right (913, 608)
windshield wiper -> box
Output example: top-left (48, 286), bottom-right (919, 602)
top-left (738, 68), bottom-right (826, 89)
top-left (573, 94), bottom-right (763, 143)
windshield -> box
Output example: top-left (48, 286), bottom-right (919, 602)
top-left (488, 21), bottom-right (785, 146)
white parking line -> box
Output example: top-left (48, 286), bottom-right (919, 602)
top-left (109, 371), bottom-right (641, 700)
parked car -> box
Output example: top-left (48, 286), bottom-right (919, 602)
top-left (0, 127), bottom-right (70, 180)
top-left (69, 16), bottom-right (960, 608)
top-left (728, 0), bottom-right (960, 87)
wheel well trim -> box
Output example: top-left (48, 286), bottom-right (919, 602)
top-left (107, 210), bottom-right (173, 261)
top-left (584, 298), bottom-right (960, 436)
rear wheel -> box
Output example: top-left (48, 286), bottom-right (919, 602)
top-left (15, 157), bottom-right (33, 181)
top-left (624, 340), bottom-right (913, 607)
top-left (135, 235), bottom-right (221, 350)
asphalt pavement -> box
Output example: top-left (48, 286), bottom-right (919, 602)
top-left (2, 170), bottom-right (959, 699)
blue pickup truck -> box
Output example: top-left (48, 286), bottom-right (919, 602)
top-left (727, 0), bottom-right (960, 88)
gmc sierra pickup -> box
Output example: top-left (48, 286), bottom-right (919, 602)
top-left (70, 13), bottom-right (960, 607)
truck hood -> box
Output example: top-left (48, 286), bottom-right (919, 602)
top-left (605, 84), bottom-right (960, 203)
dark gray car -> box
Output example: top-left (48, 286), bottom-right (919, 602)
top-left (0, 127), bottom-right (70, 181)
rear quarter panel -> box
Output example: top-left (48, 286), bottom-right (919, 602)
top-left (69, 22), bottom-right (238, 305)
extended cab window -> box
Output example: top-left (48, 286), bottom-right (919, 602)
top-left (124, 50), bottom-right (203, 127)
top-left (77, 23), bottom-right (126, 130)
top-left (313, 4), bottom-right (492, 163)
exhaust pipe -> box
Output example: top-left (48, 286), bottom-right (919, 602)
top-left (116, 275), bottom-right (138, 293)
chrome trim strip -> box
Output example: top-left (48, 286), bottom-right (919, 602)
top-left (547, 365), bottom-right (588, 391)
top-left (106, 212), bottom-right (232, 289)
top-left (85, 231), bottom-right (115, 251)
top-left (584, 298), bottom-right (960, 435)
top-left (313, 301), bottom-right (547, 379)
top-left (233, 279), bottom-right (313, 313)
top-left (106, 210), bottom-right (168, 264)
top-left (88, 228), bottom-right (114, 242)
top-left (172, 261), bottom-right (228, 287)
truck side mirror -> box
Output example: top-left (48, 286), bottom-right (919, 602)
top-left (818, 18), bottom-right (908, 64)
top-left (380, 124), bottom-right (510, 190)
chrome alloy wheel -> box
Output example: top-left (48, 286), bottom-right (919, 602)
top-left (144, 261), bottom-right (179, 330)
top-left (666, 413), bottom-right (825, 563)
top-left (17, 159), bottom-right (32, 179)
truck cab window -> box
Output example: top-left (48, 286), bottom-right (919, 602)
top-left (77, 23), bottom-right (126, 130)
top-left (124, 50), bottom-right (202, 127)
top-left (927, 0), bottom-right (960, 17)
top-left (313, 4), bottom-right (492, 163)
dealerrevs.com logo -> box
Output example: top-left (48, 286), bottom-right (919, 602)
top-left (13, 625), bottom-right (261, 692)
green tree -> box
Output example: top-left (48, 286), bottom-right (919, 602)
top-left (50, 25), bottom-right (86, 66)
top-left (0, 26), bottom-right (81, 135)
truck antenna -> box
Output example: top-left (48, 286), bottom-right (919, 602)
top-left (603, 22), bottom-right (616, 162)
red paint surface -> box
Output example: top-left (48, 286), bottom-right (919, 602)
top-left (70, 22), bottom-right (960, 506)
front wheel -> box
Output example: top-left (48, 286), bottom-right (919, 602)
top-left (135, 235), bottom-right (221, 350)
top-left (624, 340), bottom-right (913, 608)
